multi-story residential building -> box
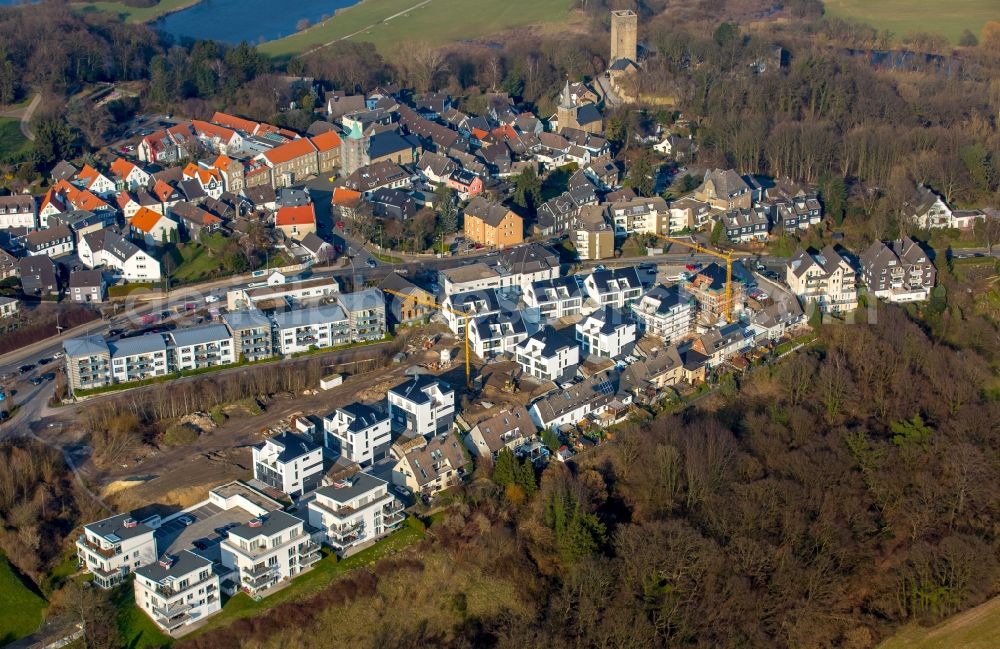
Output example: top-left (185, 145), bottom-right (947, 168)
top-left (64, 335), bottom-right (112, 392)
top-left (694, 168), bottom-right (752, 211)
top-left (256, 138), bottom-right (318, 188)
top-left (25, 225), bottom-right (74, 258)
top-left (721, 207), bottom-right (770, 243)
top-left (574, 204), bottom-right (615, 261)
top-left (0, 194), bottom-right (37, 229)
top-left (528, 370), bottom-right (628, 430)
top-left (108, 335), bottom-right (170, 383)
top-left (79, 229), bottom-right (162, 282)
top-left (226, 276), bottom-right (339, 311)
top-left (686, 263), bottom-right (745, 323)
top-left (859, 237), bottom-right (937, 303)
top-left (0, 296), bottom-right (18, 318)
top-left (308, 473), bottom-right (404, 556)
top-left (608, 197), bottom-right (670, 235)
top-left (439, 263), bottom-right (507, 297)
top-left (337, 289), bottom-right (386, 341)
top-left (631, 284), bottom-right (695, 342)
top-left (220, 511), bottom-right (320, 596)
top-left (772, 195), bottom-right (822, 232)
top-left (323, 402), bottom-right (392, 467)
top-left (134, 551), bottom-right (221, 633)
top-left (111, 157), bottom-right (151, 192)
top-left (18, 256), bottom-right (59, 297)
top-left (464, 405), bottom-right (537, 459)
top-left (76, 513), bottom-right (158, 589)
top-left (69, 270), bottom-right (106, 303)
top-left (584, 268), bottom-right (643, 309)
top-left (168, 324), bottom-right (235, 372)
top-left (668, 197), bottom-right (712, 232)
top-left (495, 243), bottom-right (561, 294)
top-left (468, 312), bottom-right (529, 359)
top-left (620, 346), bottom-right (690, 404)
top-left (272, 305), bottom-right (350, 355)
top-left (524, 277), bottom-right (583, 320)
top-left (906, 185), bottom-right (953, 229)
top-left (391, 434), bottom-right (470, 496)
top-left (378, 273), bottom-right (434, 326)
top-left (514, 326), bottom-right (580, 384)
top-left (463, 196), bottom-right (523, 248)
top-left (387, 375), bottom-right (455, 438)
top-left (222, 310), bottom-right (275, 362)
top-left (785, 246), bottom-right (858, 314)
top-left (682, 322), bottom-right (753, 368)
top-left (441, 289), bottom-right (502, 335)
top-left (252, 431), bottom-right (324, 496)
top-left (575, 306), bottom-right (637, 359)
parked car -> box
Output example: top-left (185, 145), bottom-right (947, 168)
top-left (41, 372), bottom-right (55, 381)
top-left (177, 515), bottom-right (194, 526)
top-left (29, 376), bottom-right (43, 385)
top-left (366, 258), bottom-right (378, 268)
top-left (18, 364), bottom-right (35, 374)
top-left (37, 358), bottom-right (51, 365)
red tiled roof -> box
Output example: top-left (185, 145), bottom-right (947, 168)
top-left (210, 111), bottom-right (259, 134)
top-left (275, 204), bottom-right (316, 227)
top-left (260, 138), bottom-right (316, 165)
top-left (192, 120), bottom-right (237, 142)
top-left (310, 130), bottom-right (342, 152)
top-left (331, 187), bottom-right (362, 207)
top-left (110, 157), bottom-right (137, 180)
top-left (153, 179), bottom-right (179, 202)
top-left (129, 206), bottom-right (165, 234)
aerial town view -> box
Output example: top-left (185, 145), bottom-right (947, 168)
top-left (0, 0), bottom-right (997, 648)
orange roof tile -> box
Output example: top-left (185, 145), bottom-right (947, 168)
top-left (73, 190), bottom-right (109, 212)
top-left (129, 206), bottom-right (165, 234)
top-left (76, 164), bottom-right (100, 183)
top-left (153, 180), bottom-right (178, 202)
top-left (311, 130), bottom-right (342, 152)
top-left (261, 138), bottom-right (316, 165)
top-left (116, 191), bottom-right (137, 210)
top-left (210, 111), bottom-right (260, 134)
top-left (110, 158), bottom-right (136, 180)
top-left (192, 120), bottom-right (237, 142)
top-left (275, 204), bottom-right (316, 227)
top-left (40, 187), bottom-right (65, 213)
top-left (331, 187), bottom-right (362, 207)
top-left (212, 154), bottom-right (234, 170)
top-left (471, 128), bottom-right (489, 141)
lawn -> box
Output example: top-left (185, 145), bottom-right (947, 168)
top-left (0, 553), bottom-right (46, 646)
top-left (260, 0), bottom-right (573, 58)
top-left (822, 0), bottom-right (996, 44)
top-left (878, 595), bottom-right (1000, 649)
top-left (116, 588), bottom-right (172, 649)
top-left (170, 234), bottom-right (230, 284)
top-left (0, 116), bottom-right (32, 164)
top-left (72, 0), bottom-right (202, 23)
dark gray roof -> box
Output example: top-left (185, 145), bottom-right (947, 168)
top-left (449, 288), bottom-right (501, 313)
top-left (531, 276), bottom-right (582, 301)
top-left (228, 510), bottom-right (304, 541)
top-left (316, 472), bottom-right (387, 504)
top-left (272, 304), bottom-right (347, 330)
top-left (64, 335), bottom-right (110, 358)
top-left (258, 430), bottom-right (320, 463)
top-left (109, 333), bottom-right (167, 357)
top-left (576, 104), bottom-right (603, 126)
top-left (84, 512), bottom-right (155, 543)
top-left (136, 550), bottom-right (212, 583)
top-left (638, 284), bottom-right (687, 314)
top-left (338, 402), bottom-right (389, 433)
top-left (388, 374), bottom-right (452, 405)
top-left (581, 306), bottom-right (631, 335)
top-left (69, 269), bottom-right (104, 289)
top-left (368, 130), bottom-right (412, 159)
top-left (222, 309), bottom-right (271, 331)
top-left (531, 370), bottom-right (620, 423)
top-left (464, 196), bottom-right (513, 228)
top-left (277, 188), bottom-right (311, 208)
top-left (338, 288), bottom-right (384, 314)
top-left (517, 325), bottom-right (574, 358)
top-left (589, 267), bottom-right (642, 293)
top-left (300, 232), bottom-right (330, 254)
top-left (169, 323), bottom-right (231, 347)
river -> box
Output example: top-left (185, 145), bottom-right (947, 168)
top-left (155, 0), bottom-right (362, 44)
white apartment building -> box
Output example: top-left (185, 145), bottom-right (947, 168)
top-left (575, 307), bottom-right (637, 359)
top-left (134, 551), bottom-right (221, 634)
top-left (272, 305), bottom-right (350, 355)
top-left (608, 197), bottom-right (669, 235)
top-left (252, 431), bottom-right (324, 497)
top-left (226, 276), bottom-right (339, 311)
top-left (79, 230), bottom-right (162, 282)
top-left (584, 268), bottom-right (643, 309)
top-left (387, 375), bottom-right (456, 438)
top-left (468, 313), bottom-right (529, 359)
top-left (0, 195), bottom-right (37, 229)
top-left (337, 289), bottom-right (387, 341)
top-left (785, 246), bottom-right (859, 314)
top-left (323, 402), bottom-right (392, 467)
top-left (631, 284), bottom-right (695, 342)
top-left (441, 289), bottom-right (502, 335)
top-left (528, 370), bottom-right (628, 430)
top-left (221, 511), bottom-right (320, 597)
top-left (524, 277), bottom-right (583, 320)
top-left (307, 473), bottom-right (404, 556)
top-left (168, 324), bottom-right (235, 372)
top-left (108, 335), bottom-right (170, 383)
top-left (439, 263), bottom-right (509, 296)
top-left (514, 326), bottom-right (580, 384)
top-left (63, 335), bottom-right (112, 392)
top-left (76, 513), bottom-right (159, 589)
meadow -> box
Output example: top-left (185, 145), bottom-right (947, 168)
top-left (73, 0), bottom-right (201, 24)
top-left (878, 595), bottom-right (1000, 649)
top-left (822, 0), bottom-right (996, 44)
top-left (0, 553), bottom-right (46, 645)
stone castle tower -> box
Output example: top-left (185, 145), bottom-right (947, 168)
top-left (610, 9), bottom-right (637, 63)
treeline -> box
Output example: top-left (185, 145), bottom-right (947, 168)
top-left (175, 301), bottom-right (1000, 649)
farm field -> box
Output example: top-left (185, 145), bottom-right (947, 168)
top-left (822, 0), bottom-right (996, 44)
top-left (0, 553), bottom-right (46, 645)
top-left (259, 0), bottom-right (573, 58)
top-left (878, 595), bottom-right (1000, 649)
top-left (73, 0), bottom-right (201, 24)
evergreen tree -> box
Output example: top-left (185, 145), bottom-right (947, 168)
top-left (709, 219), bottom-right (724, 245)
top-left (541, 428), bottom-right (560, 451)
top-left (625, 150), bottom-right (655, 197)
top-left (818, 171), bottom-right (848, 226)
top-left (513, 167), bottom-right (542, 215)
top-left (493, 448), bottom-right (517, 487)
top-left (435, 185), bottom-right (458, 234)
top-left (515, 460), bottom-right (537, 497)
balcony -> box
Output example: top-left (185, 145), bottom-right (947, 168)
top-left (152, 599), bottom-right (192, 620)
top-left (77, 536), bottom-right (120, 559)
top-left (327, 521), bottom-right (363, 541)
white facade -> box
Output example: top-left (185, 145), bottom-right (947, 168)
top-left (524, 277), bottom-right (583, 320)
top-left (272, 305), bottom-right (350, 355)
top-left (785, 247), bottom-right (859, 314)
top-left (0, 197), bottom-right (37, 229)
top-left (168, 324), bottom-right (236, 371)
top-left (307, 473), bottom-right (404, 556)
top-left (631, 284), bottom-right (695, 342)
top-left (387, 375), bottom-right (456, 438)
top-left (134, 551), bottom-right (221, 633)
top-left (584, 268), bottom-right (643, 309)
top-left (608, 197), bottom-right (669, 235)
top-left (468, 314), bottom-right (529, 359)
top-left (252, 431), bottom-right (324, 496)
top-left (441, 290), bottom-right (501, 335)
top-left (575, 308), bottom-right (636, 359)
top-left (109, 336), bottom-right (170, 383)
top-left (514, 328), bottom-right (580, 384)
top-left (439, 263), bottom-right (509, 296)
top-left (323, 403), bottom-right (392, 467)
top-left (76, 513), bottom-right (158, 589)
top-left (221, 511), bottom-right (320, 597)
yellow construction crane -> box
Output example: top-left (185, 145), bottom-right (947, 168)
top-left (657, 235), bottom-right (736, 323)
top-left (382, 288), bottom-right (474, 389)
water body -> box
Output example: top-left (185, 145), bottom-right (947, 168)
top-left (156, 0), bottom-right (360, 45)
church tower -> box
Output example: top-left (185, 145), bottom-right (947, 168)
top-left (610, 9), bottom-right (637, 63)
top-left (556, 80), bottom-right (579, 131)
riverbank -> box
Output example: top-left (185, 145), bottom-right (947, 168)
top-left (73, 0), bottom-right (202, 24)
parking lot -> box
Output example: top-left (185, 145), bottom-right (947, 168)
top-left (158, 501), bottom-right (257, 556)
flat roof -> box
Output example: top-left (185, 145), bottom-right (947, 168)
top-left (228, 510), bottom-right (304, 541)
top-left (109, 333), bottom-right (167, 357)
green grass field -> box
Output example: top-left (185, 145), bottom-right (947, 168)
top-left (878, 596), bottom-right (1000, 649)
top-left (822, 0), bottom-right (996, 44)
top-left (72, 0), bottom-right (201, 23)
top-left (0, 553), bottom-right (46, 645)
top-left (0, 116), bottom-right (32, 164)
top-left (260, 0), bottom-right (573, 58)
